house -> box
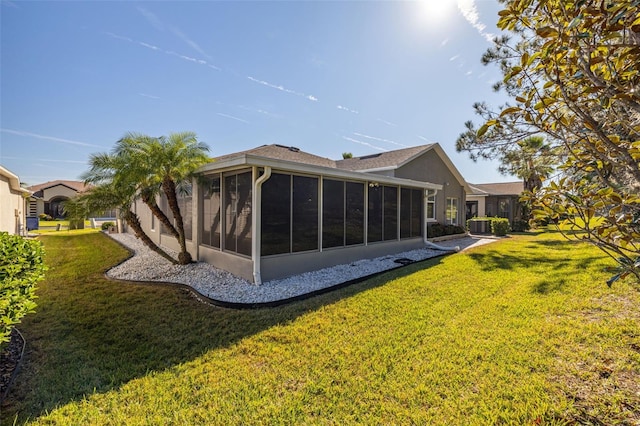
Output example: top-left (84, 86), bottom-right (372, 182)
top-left (0, 165), bottom-right (31, 235)
top-left (27, 180), bottom-right (90, 219)
top-left (127, 143), bottom-right (469, 284)
top-left (466, 181), bottom-right (525, 225)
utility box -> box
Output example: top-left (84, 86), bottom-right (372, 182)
top-left (26, 217), bottom-right (39, 230)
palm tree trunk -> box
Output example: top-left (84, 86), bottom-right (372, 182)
top-left (141, 192), bottom-right (180, 241)
top-left (123, 210), bottom-right (178, 265)
top-left (161, 177), bottom-right (192, 264)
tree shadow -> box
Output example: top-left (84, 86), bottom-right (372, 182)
top-left (1, 234), bottom-right (445, 423)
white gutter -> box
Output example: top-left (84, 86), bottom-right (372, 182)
top-left (423, 188), bottom-right (460, 252)
top-left (252, 166), bottom-right (272, 285)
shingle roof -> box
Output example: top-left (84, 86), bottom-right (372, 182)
top-left (469, 182), bottom-right (524, 196)
top-left (335, 144), bottom-right (434, 171)
top-left (214, 144), bottom-right (336, 168)
top-left (27, 180), bottom-right (90, 194)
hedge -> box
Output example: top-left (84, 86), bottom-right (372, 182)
top-left (0, 233), bottom-right (46, 348)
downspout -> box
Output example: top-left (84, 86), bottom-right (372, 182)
top-left (252, 166), bottom-right (272, 285)
top-left (424, 188), bottom-right (460, 252)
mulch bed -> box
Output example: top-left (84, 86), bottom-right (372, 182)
top-left (0, 328), bottom-right (25, 402)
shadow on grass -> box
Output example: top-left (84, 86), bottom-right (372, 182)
top-left (468, 243), bottom-right (603, 295)
top-left (1, 233), bottom-right (444, 423)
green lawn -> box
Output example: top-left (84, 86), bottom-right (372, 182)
top-left (2, 232), bottom-right (639, 424)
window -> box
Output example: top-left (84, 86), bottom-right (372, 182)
top-left (498, 198), bottom-right (510, 219)
top-left (400, 188), bottom-right (423, 239)
top-left (261, 173), bottom-right (319, 255)
top-left (223, 171), bottom-right (252, 256)
top-left (446, 197), bottom-right (458, 225)
top-left (261, 173), bottom-right (291, 256)
top-left (345, 182), bottom-right (365, 245)
top-left (410, 189), bottom-right (422, 237)
top-left (383, 186), bottom-right (398, 241)
top-left (426, 191), bottom-right (436, 220)
top-left (367, 184), bottom-right (383, 243)
top-left (201, 174), bottom-right (221, 248)
top-left (292, 175), bottom-right (318, 252)
top-left (322, 179), bottom-right (345, 249)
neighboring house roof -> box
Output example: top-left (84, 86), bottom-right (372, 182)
top-left (469, 182), bottom-right (524, 196)
top-left (27, 180), bottom-right (90, 196)
top-left (336, 145), bottom-right (433, 171)
top-left (214, 144), bottom-right (336, 168)
top-left (0, 165), bottom-right (31, 194)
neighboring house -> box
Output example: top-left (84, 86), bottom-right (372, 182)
top-left (0, 165), bottom-right (31, 235)
top-left (127, 143), bottom-right (469, 284)
top-left (466, 181), bottom-right (525, 225)
top-left (27, 180), bottom-right (90, 219)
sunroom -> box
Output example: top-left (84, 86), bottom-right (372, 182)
top-left (193, 153), bottom-right (442, 284)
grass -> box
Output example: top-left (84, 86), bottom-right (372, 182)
top-left (2, 232), bottom-right (639, 424)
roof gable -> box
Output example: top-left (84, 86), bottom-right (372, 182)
top-left (27, 180), bottom-right (90, 194)
top-left (335, 145), bottom-right (433, 171)
top-left (469, 182), bottom-right (524, 196)
top-left (214, 144), bottom-right (336, 168)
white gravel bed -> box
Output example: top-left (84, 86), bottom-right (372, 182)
top-left (105, 232), bottom-right (487, 304)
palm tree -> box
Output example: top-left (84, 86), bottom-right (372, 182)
top-left (69, 182), bottom-right (178, 264)
top-left (82, 131), bottom-right (210, 265)
top-left (499, 136), bottom-right (558, 192)
top-left (498, 136), bottom-right (559, 221)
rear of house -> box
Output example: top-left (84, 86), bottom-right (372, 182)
top-left (126, 144), bottom-right (468, 283)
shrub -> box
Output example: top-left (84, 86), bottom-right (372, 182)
top-left (101, 221), bottom-right (115, 231)
top-left (511, 220), bottom-right (530, 232)
top-left (491, 218), bottom-right (510, 236)
top-left (428, 223), bottom-right (466, 238)
top-left (38, 213), bottom-right (53, 221)
top-left (0, 233), bottom-right (46, 348)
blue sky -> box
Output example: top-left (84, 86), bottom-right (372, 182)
top-left (1, 0), bottom-right (512, 186)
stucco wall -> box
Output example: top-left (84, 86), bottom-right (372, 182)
top-left (395, 150), bottom-right (466, 225)
top-left (0, 175), bottom-right (26, 235)
top-left (41, 185), bottom-right (80, 202)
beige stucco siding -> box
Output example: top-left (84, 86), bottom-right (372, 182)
top-left (0, 174), bottom-right (27, 235)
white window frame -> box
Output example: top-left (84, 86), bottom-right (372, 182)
top-left (446, 197), bottom-right (458, 225)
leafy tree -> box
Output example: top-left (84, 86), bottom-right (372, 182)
top-left (342, 152), bottom-right (353, 159)
top-left (81, 132), bottom-right (210, 265)
top-left (457, 0), bottom-right (640, 285)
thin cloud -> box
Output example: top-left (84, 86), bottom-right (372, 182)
top-left (0, 128), bottom-right (102, 148)
top-left (1, 1), bottom-right (19, 8)
top-left (456, 0), bottom-right (496, 43)
top-left (137, 6), bottom-right (165, 31)
top-left (440, 38), bottom-right (449, 47)
top-left (104, 32), bottom-right (133, 43)
top-left (171, 26), bottom-right (213, 62)
top-left (377, 118), bottom-right (397, 127)
top-left (2, 156), bottom-right (87, 164)
top-left (106, 32), bottom-right (221, 71)
top-left (139, 93), bottom-right (160, 99)
top-left (136, 6), bottom-right (214, 62)
top-left (342, 136), bottom-right (386, 152)
top-left (247, 76), bottom-right (318, 102)
top-left (216, 113), bottom-right (250, 124)
top-left (337, 105), bottom-right (359, 114)
top-left (353, 132), bottom-right (407, 148)
top-left (418, 135), bottom-right (437, 144)
top-left (139, 41), bottom-right (160, 51)
top-left (449, 54), bottom-right (460, 62)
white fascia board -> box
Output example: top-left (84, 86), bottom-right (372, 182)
top-left (0, 165), bottom-right (31, 194)
top-left (358, 166), bottom-right (397, 173)
top-left (197, 155), bottom-right (442, 191)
